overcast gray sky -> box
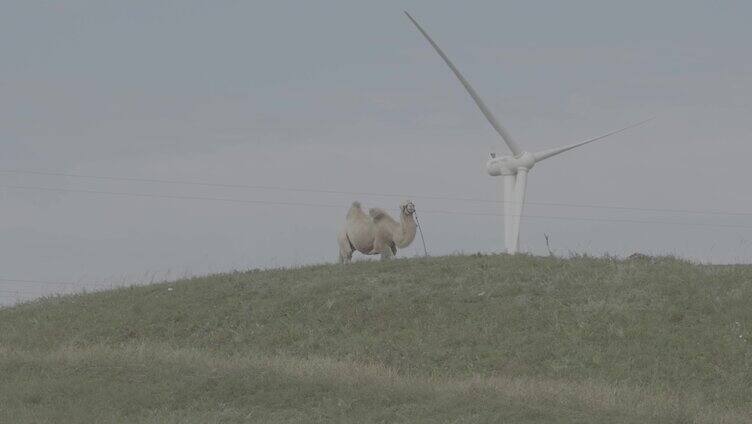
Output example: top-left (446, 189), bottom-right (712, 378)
top-left (2, 1), bottom-right (752, 304)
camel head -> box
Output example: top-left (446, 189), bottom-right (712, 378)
top-left (400, 200), bottom-right (416, 217)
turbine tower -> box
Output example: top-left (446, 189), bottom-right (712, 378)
top-left (405, 12), bottom-right (652, 254)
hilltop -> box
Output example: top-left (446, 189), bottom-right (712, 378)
top-left (1, 254), bottom-right (751, 423)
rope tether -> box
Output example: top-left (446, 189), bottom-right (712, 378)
top-left (414, 211), bottom-right (428, 257)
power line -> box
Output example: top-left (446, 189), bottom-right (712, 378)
top-left (0, 277), bottom-right (107, 288)
top-left (0, 288), bottom-right (44, 296)
top-left (2, 184), bottom-right (345, 208)
top-left (3, 184), bottom-right (752, 230)
top-left (3, 169), bottom-right (752, 217)
top-left (427, 209), bottom-right (752, 229)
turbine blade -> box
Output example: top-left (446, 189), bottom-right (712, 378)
top-left (533, 118), bottom-right (654, 162)
top-left (404, 11), bottom-right (522, 156)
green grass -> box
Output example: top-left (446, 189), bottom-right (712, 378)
top-left (1, 254), bottom-right (751, 423)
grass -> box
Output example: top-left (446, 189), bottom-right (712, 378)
top-left (1, 254), bottom-right (751, 423)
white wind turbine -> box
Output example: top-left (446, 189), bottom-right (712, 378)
top-left (405, 12), bottom-right (652, 254)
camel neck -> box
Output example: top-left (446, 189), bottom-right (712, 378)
top-left (396, 213), bottom-right (417, 248)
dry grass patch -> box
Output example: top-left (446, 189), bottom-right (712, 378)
top-left (2, 342), bottom-right (749, 423)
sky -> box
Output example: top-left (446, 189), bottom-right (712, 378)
top-left (2, 1), bottom-right (752, 304)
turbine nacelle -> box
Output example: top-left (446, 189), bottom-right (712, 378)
top-left (486, 151), bottom-right (536, 176)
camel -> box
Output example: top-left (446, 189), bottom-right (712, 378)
top-left (337, 200), bottom-right (417, 263)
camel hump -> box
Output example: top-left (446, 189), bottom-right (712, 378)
top-left (347, 201), bottom-right (367, 220)
top-left (368, 207), bottom-right (387, 221)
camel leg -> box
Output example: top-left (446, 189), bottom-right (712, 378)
top-left (380, 242), bottom-right (395, 261)
top-left (340, 248), bottom-right (353, 264)
top-left (372, 236), bottom-right (388, 261)
top-left (337, 229), bottom-right (354, 264)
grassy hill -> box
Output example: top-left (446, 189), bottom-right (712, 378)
top-left (1, 254), bottom-right (751, 423)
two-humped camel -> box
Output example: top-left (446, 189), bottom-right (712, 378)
top-left (337, 201), bottom-right (417, 263)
